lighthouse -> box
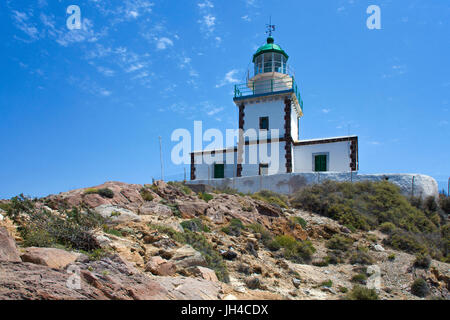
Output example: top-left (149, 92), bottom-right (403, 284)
top-left (190, 30), bottom-right (358, 181)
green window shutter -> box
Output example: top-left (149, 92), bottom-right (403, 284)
top-left (314, 155), bottom-right (327, 172)
top-left (214, 164), bottom-right (225, 178)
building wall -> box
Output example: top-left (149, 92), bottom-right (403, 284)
top-left (192, 151), bottom-right (237, 180)
top-left (290, 106), bottom-right (299, 141)
top-left (241, 141), bottom-right (286, 176)
top-left (192, 141), bottom-right (287, 180)
top-left (293, 141), bottom-right (351, 172)
top-left (243, 99), bottom-right (286, 138)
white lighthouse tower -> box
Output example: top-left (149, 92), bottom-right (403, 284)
top-left (190, 29), bottom-right (358, 181)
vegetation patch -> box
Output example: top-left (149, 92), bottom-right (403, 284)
top-left (346, 285), bottom-right (379, 300)
top-left (326, 234), bottom-right (354, 251)
top-left (251, 190), bottom-right (289, 209)
top-left (268, 235), bottom-right (316, 264)
top-left (140, 187), bottom-right (154, 202)
top-left (181, 218), bottom-right (210, 233)
top-left (411, 278), bottom-right (429, 297)
top-left (290, 216), bottom-right (307, 229)
top-left (290, 180), bottom-right (448, 261)
top-left (198, 192), bottom-right (214, 202)
top-left (150, 224), bottom-right (229, 282)
top-left (221, 218), bottom-right (245, 236)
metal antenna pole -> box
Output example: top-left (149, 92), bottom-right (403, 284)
top-left (158, 136), bottom-right (164, 181)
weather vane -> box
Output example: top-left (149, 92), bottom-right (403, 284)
top-left (266, 16), bottom-right (275, 37)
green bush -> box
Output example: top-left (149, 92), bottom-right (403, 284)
top-left (4, 194), bottom-right (35, 221)
top-left (98, 188), bottom-right (114, 199)
top-left (379, 222), bottom-right (396, 234)
top-left (251, 190), bottom-right (289, 209)
top-left (411, 278), bottom-right (429, 297)
top-left (271, 235), bottom-right (316, 264)
top-left (84, 188), bottom-right (99, 195)
top-left (199, 192), bottom-right (214, 202)
top-left (181, 218), bottom-right (210, 233)
top-left (140, 188), bottom-right (154, 201)
top-left (388, 253), bottom-right (396, 261)
top-left (291, 216), bottom-right (307, 229)
top-left (351, 273), bottom-right (367, 284)
top-left (320, 279), bottom-right (333, 288)
top-left (347, 285), bottom-right (379, 300)
top-left (439, 193), bottom-right (450, 214)
top-left (414, 254), bottom-right (431, 269)
top-left (326, 235), bottom-right (353, 251)
top-left (21, 207), bottom-right (104, 252)
top-left (349, 249), bottom-right (374, 265)
top-left (221, 218), bottom-right (244, 236)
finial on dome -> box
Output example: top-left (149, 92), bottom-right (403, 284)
top-left (267, 36), bottom-right (274, 44)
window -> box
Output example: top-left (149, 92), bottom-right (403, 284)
top-left (259, 163), bottom-right (269, 175)
top-left (214, 163), bottom-right (225, 179)
top-left (259, 117), bottom-right (269, 130)
top-left (314, 154), bottom-right (328, 172)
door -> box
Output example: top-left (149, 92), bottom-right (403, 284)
top-left (314, 154), bottom-right (327, 172)
top-left (214, 164), bottom-right (225, 178)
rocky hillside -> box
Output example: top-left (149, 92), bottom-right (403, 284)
top-left (0, 181), bottom-right (448, 300)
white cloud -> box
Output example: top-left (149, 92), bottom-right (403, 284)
top-left (241, 15), bottom-right (251, 22)
top-left (207, 107), bottom-right (224, 116)
top-left (12, 10), bottom-right (39, 40)
top-left (198, 1), bottom-right (214, 9)
top-left (321, 108), bottom-right (331, 114)
top-left (156, 37), bottom-right (174, 50)
top-left (96, 66), bottom-right (115, 77)
top-left (216, 69), bottom-right (240, 88)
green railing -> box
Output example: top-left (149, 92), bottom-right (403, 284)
top-left (234, 76), bottom-right (303, 111)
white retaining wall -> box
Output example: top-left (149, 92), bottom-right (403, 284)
top-left (187, 172), bottom-right (438, 199)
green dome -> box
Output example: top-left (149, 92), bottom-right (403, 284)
top-left (252, 36), bottom-right (289, 62)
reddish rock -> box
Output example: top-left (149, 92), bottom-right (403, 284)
top-left (176, 201), bottom-right (209, 218)
top-left (20, 247), bottom-right (80, 269)
top-left (145, 256), bottom-right (177, 276)
top-left (190, 266), bottom-right (218, 282)
top-left (0, 227), bottom-right (21, 262)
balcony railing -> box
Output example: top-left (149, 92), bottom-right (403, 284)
top-left (234, 76), bottom-right (304, 111)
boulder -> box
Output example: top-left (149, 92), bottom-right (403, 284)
top-left (221, 250), bottom-right (238, 261)
top-left (139, 202), bottom-right (173, 217)
top-left (171, 245), bottom-right (206, 268)
top-left (0, 227), bottom-right (21, 262)
top-left (254, 201), bottom-right (281, 217)
top-left (176, 201), bottom-right (209, 218)
top-left (189, 266), bottom-right (218, 282)
top-left (372, 244), bottom-right (385, 252)
top-left (20, 247), bottom-right (79, 269)
top-left (145, 256), bottom-right (176, 276)
top-left (94, 205), bottom-right (141, 223)
top-left (0, 254), bottom-right (221, 300)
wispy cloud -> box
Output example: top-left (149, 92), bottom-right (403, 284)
top-left (321, 108), bottom-right (331, 114)
top-left (197, 1), bottom-right (217, 36)
top-left (11, 10), bottom-right (39, 41)
top-left (156, 37), bottom-right (174, 50)
top-left (216, 69), bottom-right (240, 88)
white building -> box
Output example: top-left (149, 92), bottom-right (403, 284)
top-left (190, 35), bottom-right (358, 180)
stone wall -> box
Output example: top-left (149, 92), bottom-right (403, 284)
top-left (187, 172), bottom-right (438, 199)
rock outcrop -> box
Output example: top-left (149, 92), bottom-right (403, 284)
top-left (0, 227), bottom-right (21, 262)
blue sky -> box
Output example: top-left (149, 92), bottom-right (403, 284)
top-left (0, 0), bottom-right (449, 198)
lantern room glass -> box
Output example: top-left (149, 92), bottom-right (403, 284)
top-left (254, 52), bottom-right (287, 76)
